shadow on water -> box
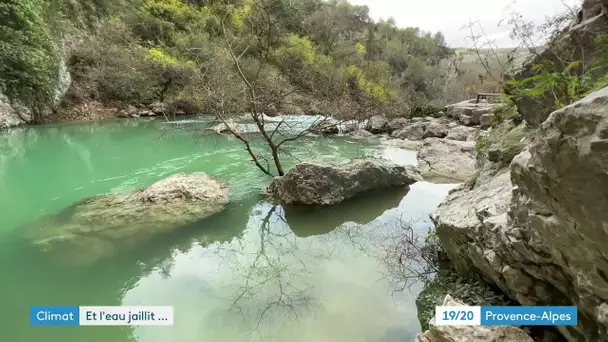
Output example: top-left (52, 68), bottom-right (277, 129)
top-left (282, 187), bottom-right (410, 238)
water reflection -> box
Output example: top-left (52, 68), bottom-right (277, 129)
top-left (284, 187), bottom-right (409, 237)
top-left (0, 118), bottom-right (460, 342)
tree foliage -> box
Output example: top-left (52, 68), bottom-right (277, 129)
top-left (1, 0), bottom-right (455, 118)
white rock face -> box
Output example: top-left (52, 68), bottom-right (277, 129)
top-left (418, 295), bottom-right (533, 342)
top-left (418, 138), bottom-right (477, 181)
top-left (445, 126), bottom-right (479, 142)
top-left (0, 90), bottom-right (33, 129)
top-left (1, 56), bottom-right (71, 129)
top-left (445, 100), bottom-right (498, 126)
top-left (433, 87), bottom-right (608, 341)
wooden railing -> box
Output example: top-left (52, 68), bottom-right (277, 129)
top-left (476, 93), bottom-right (501, 103)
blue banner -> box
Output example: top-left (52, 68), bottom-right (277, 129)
top-left (30, 306), bottom-right (173, 326)
top-left (30, 306), bottom-right (80, 326)
top-left (481, 306), bottom-right (577, 326)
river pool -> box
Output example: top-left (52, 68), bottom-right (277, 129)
top-left (0, 116), bottom-right (457, 342)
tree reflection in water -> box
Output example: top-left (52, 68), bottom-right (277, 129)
top-left (205, 187), bottom-right (418, 340)
top-left (213, 203), bottom-right (326, 338)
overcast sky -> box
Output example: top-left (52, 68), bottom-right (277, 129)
top-left (347, 0), bottom-right (582, 47)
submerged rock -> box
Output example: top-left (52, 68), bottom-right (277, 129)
top-left (266, 158), bottom-right (422, 205)
top-left (418, 295), bottom-right (533, 342)
top-left (418, 138), bottom-right (476, 181)
top-left (433, 87), bottom-right (608, 341)
top-left (25, 173), bottom-right (229, 264)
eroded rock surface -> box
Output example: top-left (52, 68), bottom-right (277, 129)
top-left (433, 87), bottom-right (608, 341)
top-left (26, 173), bottom-right (229, 264)
top-left (445, 125), bottom-right (479, 141)
top-left (445, 99), bottom-right (498, 126)
top-left (418, 138), bottom-right (476, 181)
top-left (392, 122), bottom-right (426, 140)
top-left (366, 115), bottom-right (389, 134)
top-left (418, 295), bottom-right (533, 342)
top-left (267, 158), bottom-right (422, 205)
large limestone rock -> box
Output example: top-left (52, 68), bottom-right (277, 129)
top-left (310, 119), bottom-right (340, 135)
top-left (446, 126), bottom-right (479, 142)
top-left (387, 118), bottom-right (411, 133)
top-left (445, 99), bottom-right (497, 126)
top-left (1, 56), bottom-right (71, 129)
top-left (26, 173), bottom-right (229, 264)
top-left (392, 122), bottom-right (427, 140)
top-left (423, 122), bottom-right (449, 139)
top-left (418, 295), bottom-right (533, 342)
top-left (0, 92), bottom-right (30, 129)
top-left (508, 0), bottom-right (608, 127)
top-left (433, 87), bottom-right (608, 341)
top-left (418, 138), bottom-right (477, 181)
top-left (266, 158), bottom-right (422, 205)
top-left (366, 115), bottom-right (389, 134)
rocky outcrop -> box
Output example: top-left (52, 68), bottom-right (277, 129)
top-left (387, 117), bottom-right (411, 133)
top-left (1, 58), bottom-right (71, 129)
top-left (446, 126), bottom-right (479, 141)
top-left (392, 122), bottom-right (426, 140)
top-left (25, 173), bottom-right (229, 264)
top-left (366, 115), bottom-right (389, 134)
top-left (418, 138), bottom-right (477, 181)
top-left (423, 122), bottom-right (449, 139)
top-left (266, 158), bottom-right (422, 205)
top-left (0, 91), bottom-right (31, 129)
top-left (508, 0), bottom-right (608, 127)
top-left (445, 99), bottom-right (498, 126)
top-left (310, 120), bottom-right (340, 135)
top-left (418, 295), bottom-right (533, 342)
top-left (433, 87), bottom-right (608, 341)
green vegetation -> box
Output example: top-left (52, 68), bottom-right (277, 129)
top-left (416, 266), bottom-right (513, 331)
top-left (506, 35), bottom-right (608, 111)
top-left (413, 232), bottom-right (513, 331)
top-left (475, 121), bottom-right (530, 167)
top-left (1, 0), bottom-right (457, 119)
top-left (489, 97), bottom-right (519, 125)
top-left (0, 0), bottom-right (59, 114)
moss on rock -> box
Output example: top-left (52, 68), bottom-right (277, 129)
top-left (416, 267), bottom-right (515, 331)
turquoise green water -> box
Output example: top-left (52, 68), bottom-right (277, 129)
top-left (0, 117), bottom-right (457, 342)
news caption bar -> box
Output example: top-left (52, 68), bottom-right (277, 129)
top-left (31, 306), bottom-right (173, 326)
top-left (435, 306), bottom-right (577, 326)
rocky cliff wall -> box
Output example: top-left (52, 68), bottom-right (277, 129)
top-left (433, 86), bottom-right (608, 341)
